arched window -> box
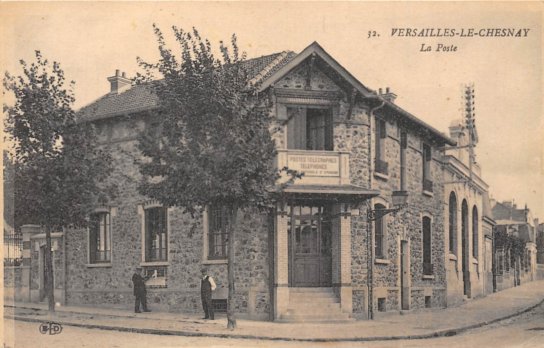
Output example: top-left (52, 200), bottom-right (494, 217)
top-left (422, 216), bottom-right (432, 275)
top-left (472, 206), bottom-right (479, 258)
top-left (448, 192), bottom-right (457, 255)
top-left (374, 203), bottom-right (387, 259)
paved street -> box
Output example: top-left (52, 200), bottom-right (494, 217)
top-left (4, 300), bottom-right (544, 348)
top-left (5, 280), bottom-right (544, 342)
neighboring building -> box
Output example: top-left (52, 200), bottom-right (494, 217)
top-left (537, 223), bottom-right (544, 280)
top-left (537, 223), bottom-right (544, 264)
top-left (481, 193), bottom-right (496, 295)
top-left (16, 42), bottom-right (456, 321)
top-left (491, 201), bottom-right (538, 290)
top-left (443, 119), bottom-right (490, 306)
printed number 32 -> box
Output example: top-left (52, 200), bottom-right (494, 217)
top-left (367, 30), bottom-right (378, 38)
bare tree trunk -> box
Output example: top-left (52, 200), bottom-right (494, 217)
top-left (226, 204), bottom-right (238, 330)
top-left (44, 225), bottom-right (55, 312)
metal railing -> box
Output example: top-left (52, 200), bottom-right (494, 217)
top-left (4, 231), bottom-right (23, 266)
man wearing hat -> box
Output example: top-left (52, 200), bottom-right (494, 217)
top-left (132, 267), bottom-right (151, 313)
top-left (200, 268), bottom-right (216, 320)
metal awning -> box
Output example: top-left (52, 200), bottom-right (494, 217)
top-left (274, 184), bottom-right (380, 203)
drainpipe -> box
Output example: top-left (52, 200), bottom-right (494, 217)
top-left (366, 98), bottom-right (386, 320)
top-left (492, 226), bottom-right (497, 292)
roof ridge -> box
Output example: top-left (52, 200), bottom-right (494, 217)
top-left (248, 51), bottom-right (291, 86)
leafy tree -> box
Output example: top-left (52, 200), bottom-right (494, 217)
top-left (3, 51), bottom-right (114, 311)
top-left (136, 26), bottom-right (298, 329)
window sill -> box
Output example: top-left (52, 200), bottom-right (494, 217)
top-left (422, 190), bottom-right (434, 197)
top-left (202, 259), bottom-right (228, 265)
top-left (373, 172), bottom-right (389, 181)
top-left (375, 258), bottom-right (390, 265)
top-left (422, 275), bottom-right (435, 280)
top-left (86, 263), bottom-right (112, 268)
top-left (146, 277), bottom-right (167, 288)
top-left (140, 261), bottom-right (170, 267)
top-left (448, 254), bottom-right (457, 261)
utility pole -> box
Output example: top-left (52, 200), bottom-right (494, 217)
top-left (464, 84), bottom-right (477, 180)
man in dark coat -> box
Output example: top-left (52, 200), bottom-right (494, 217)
top-left (200, 268), bottom-right (216, 320)
top-left (132, 267), bottom-right (151, 313)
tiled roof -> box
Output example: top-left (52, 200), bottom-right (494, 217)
top-left (78, 84), bottom-right (159, 122)
top-left (77, 52), bottom-right (296, 122)
top-left (492, 201), bottom-right (527, 222)
top-left (241, 52), bottom-right (293, 79)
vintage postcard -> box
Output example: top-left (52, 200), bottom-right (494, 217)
top-left (1, 1), bottom-right (543, 347)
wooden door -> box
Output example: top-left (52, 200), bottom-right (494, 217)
top-left (401, 240), bottom-right (410, 310)
top-left (289, 204), bottom-right (332, 287)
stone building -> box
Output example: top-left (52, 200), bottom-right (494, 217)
top-left (491, 201), bottom-right (538, 290)
top-left (15, 42), bottom-right (456, 321)
top-left (442, 120), bottom-right (491, 305)
top-left (537, 223), bottom-right (544, 264)
top-left (482, 193), bottom-right (496, 295)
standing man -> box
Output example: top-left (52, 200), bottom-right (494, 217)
top-left (200, 268), bottom-right (216, 320)
top-left (132, 267), bottom-right (151, 313)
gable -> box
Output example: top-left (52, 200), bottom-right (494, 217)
top-left (276, 63), bottom-right (342, 92)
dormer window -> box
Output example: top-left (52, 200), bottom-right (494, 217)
top-left (286, 107), bottom-right (333, 151)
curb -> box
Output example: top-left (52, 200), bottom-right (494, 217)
top-left (6, 298), bottom-right (544, 343)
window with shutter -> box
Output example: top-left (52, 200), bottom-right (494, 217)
top-left (145, 207), bottom-right (168, 262)
top-left (375, 119), bottom-right (388, 175)
top-left (422, 216), bottom-right (432, 275)
top-left (286, 107), bottom-right (333, 151)
top-left (208, 205), bottom-right (229, 259)
top-left (89, 212), bottom-right (111, 263)
top-left (374, 203), bottom-right (387, 259)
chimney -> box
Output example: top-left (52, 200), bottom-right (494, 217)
top-left (448, 119), bottom-right (465, 141)
top-left (380, 87), bottom-right (397, 103)
top-left (107, 69), bottom-right (131, 94)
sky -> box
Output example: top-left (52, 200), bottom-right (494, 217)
top-left (1, 1), bottom-right (543, 220)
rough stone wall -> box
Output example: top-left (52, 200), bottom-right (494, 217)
top-left (350, 112), bottom-right (447, 313)
top-left (3, 266), bottom-right (23, 301)
top-left (29, 238), bottom-right (64, 291)
top-left (410, 289), bottom-right (425, 308)
top-left (65, 121), bottom-right (272, 318)
top-left (67, 61), bottom-right (451, 319)
top-left (276, 64), bottom-right (341, 91)
top-left (3, 266), bottom-right (22, 288)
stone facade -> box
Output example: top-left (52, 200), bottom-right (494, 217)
top-left (64, 121), bottom-right (273, 318)
top-left (353, 112), bottom-right (448, 316)
top-left (443, 120), bottom-right (489, 306)
top-left (21, 42), bottom-right (456, 320)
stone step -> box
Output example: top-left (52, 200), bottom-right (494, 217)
top-left (288, 294), bottom-right (340, 302)
top-left (286, 302), bottom-right (341, 311)
top-left (281, 287), bottom-right (350, 322)
top-left (289, 287), bottom-right (335, 293)
top-left (289, 289), bottom-right (338, 299)
top-left (280, 311), bottom-right (353, 322)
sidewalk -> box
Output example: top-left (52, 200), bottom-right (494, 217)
top-left (5, 280), bottom-right (544, 342)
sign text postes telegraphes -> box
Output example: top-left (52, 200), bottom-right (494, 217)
top-left (287, 154), bottom-right (340, 177)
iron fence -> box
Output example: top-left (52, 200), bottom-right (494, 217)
top-left (4, 230), bottom-right (23, 266)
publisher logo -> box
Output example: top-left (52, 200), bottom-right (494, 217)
top-left (39, 322), bottom-right (63, 335)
